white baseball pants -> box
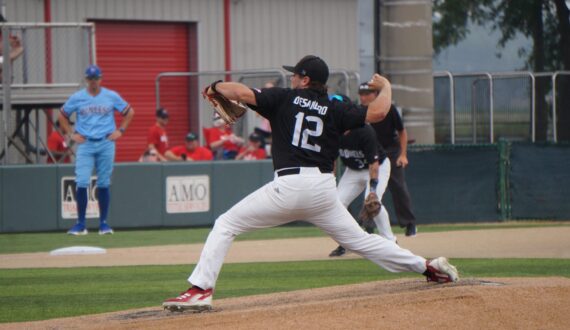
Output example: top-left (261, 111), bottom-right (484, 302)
top-left (337, 159), bottom-right (396, 241)
top-left (188, 167), bottom-right (426, 290)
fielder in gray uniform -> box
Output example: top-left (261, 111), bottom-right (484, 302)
top-left (163, 55), bottom-right (459, 312)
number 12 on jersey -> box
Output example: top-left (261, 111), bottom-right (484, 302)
top-left (291, 112), bottom-right (323, 152)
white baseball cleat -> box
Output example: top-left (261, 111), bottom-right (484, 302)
top-left (98, 223), bottom-right (114, 235)
top-left (425, 257), bottom-right (459, 283)
top-left (67, 223), bottom-right (88, 236)
top-left (163, 287), bottom-right (213, 312)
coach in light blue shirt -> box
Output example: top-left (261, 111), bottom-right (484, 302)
top-left (58, 64), bottom-right (135, 236)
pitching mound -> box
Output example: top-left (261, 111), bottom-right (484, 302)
top-left (6, 277), bottom-right (569, 330)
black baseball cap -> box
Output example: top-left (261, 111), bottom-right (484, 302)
top-left (358, 82), bottom-right (377, 94)
top-left (185, 132), bottom-right (198, 141)
top-left (283, 55), bottom-right (329, 84)
top-left (156, 108), bottom-right (169, 119)
top-left (248, 132), bottom-right (262, 142)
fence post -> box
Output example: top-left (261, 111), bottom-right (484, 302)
top-left (1, 25), bottom-right (11, 164)
top-left (497, 139), bottom-right (511, 220)
top-left (486, 73), bottom-right (494, 143)
top-left (550, 71), bottom-right (570, 142)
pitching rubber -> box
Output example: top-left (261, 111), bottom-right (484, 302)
top-left (163, 304), bottom-right (213, 313)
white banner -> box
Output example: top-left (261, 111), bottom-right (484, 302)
top-left (166, 175), bottom-right (210, 214)
top-left (61, 176), bottom-right (100, 219)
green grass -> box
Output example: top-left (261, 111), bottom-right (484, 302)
top-left (1, 258), bottom-right (569, 323)
top-left (0, 226), bottom-right (324, 254)
top-left (1, 221), bottom-right (568, 254)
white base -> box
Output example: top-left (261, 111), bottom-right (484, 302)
top-left (49, 246), bottom-right (107, 256)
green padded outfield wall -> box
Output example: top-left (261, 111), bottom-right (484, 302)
top-left (159, 161), bottom-right (214, 228)
top-left (346, 145), bottom-right (501, 225)
top-left (402, 145), bottom-right (500, 222)
top-left (0, 160), bottom-right (275, 233)
top-left (55, 163), bottom-right (167, 231)
top-left (2, 145), bottom-right (570, 233)
top-left (56, 160), bottom-right (275, 232)
top-left (509, 143), bottom-right (570, 219)
top-left (1, 165), bottom-right (60, 232)
top-left (0, 167), bottom-right (2, 230)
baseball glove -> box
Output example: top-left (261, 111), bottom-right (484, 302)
top-left (202, 81), bottom-right (247, 125)
top-left (359, 192), bottom-right (381, 222)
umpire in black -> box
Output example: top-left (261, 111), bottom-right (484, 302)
top-left (358, 82), bottom-right (417, 236)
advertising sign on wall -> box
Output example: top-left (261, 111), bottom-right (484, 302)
top-left (61, 176), bottom-right (100, 219)
top-left (166, 175), bottom-right (210, 214)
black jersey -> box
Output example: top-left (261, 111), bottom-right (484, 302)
top-left (370, 104), bottom-right (404, 152)
top-left (339, 124), bottom-right (387, 170)
top-left (251, 87), bottom-right (366, 172)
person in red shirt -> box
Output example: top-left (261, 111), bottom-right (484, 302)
top-left (164, 132), bottom-right (213, 162)
top-left (235, 132), bottom-right (267, 160)
top-left (147, 108), bottom-right (170, 161)
top-left (46, 122), bottom-right (72, 163)
top-left (202, 114), bottom-right (244, 160)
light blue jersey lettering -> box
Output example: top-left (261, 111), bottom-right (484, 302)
top-left (62, 87), bottom-right (129, 139)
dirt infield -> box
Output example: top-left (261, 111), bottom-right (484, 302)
top-left (3, 278), bottom-right (569, 330)
top-left (2, 226), bottom-right (569, 269)
top-left (1, 226), bottom-right (570, 329)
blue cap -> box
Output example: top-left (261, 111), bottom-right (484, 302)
top-left (85, 65), bottom-right (102, 78)
top-left (329, 93), bottom-right (352, 104)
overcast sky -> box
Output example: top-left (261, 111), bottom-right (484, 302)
top-left (433, 22), bottom-right (531, 73)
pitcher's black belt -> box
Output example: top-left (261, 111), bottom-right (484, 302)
top-left (276, 167), bottom-right (330, 177)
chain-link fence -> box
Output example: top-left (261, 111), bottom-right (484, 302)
top-left (492, 73), bottom-right (533, 142)
top-left (449, 73), bottom-right (492, 144)
top-left (1, 23), bottom-right (95, 164)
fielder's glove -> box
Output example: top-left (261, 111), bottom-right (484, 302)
top-left (359, 192), bottom-right (381, 222)
top-left (202, 81), bottom-right (247, 125)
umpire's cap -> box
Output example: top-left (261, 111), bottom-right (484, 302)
top-left (85, 65), bottom-right (102, 79)
top-left (358, 82), bottom-right (378, 94)
top-left (283, 55), bottom-right (329, 84)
